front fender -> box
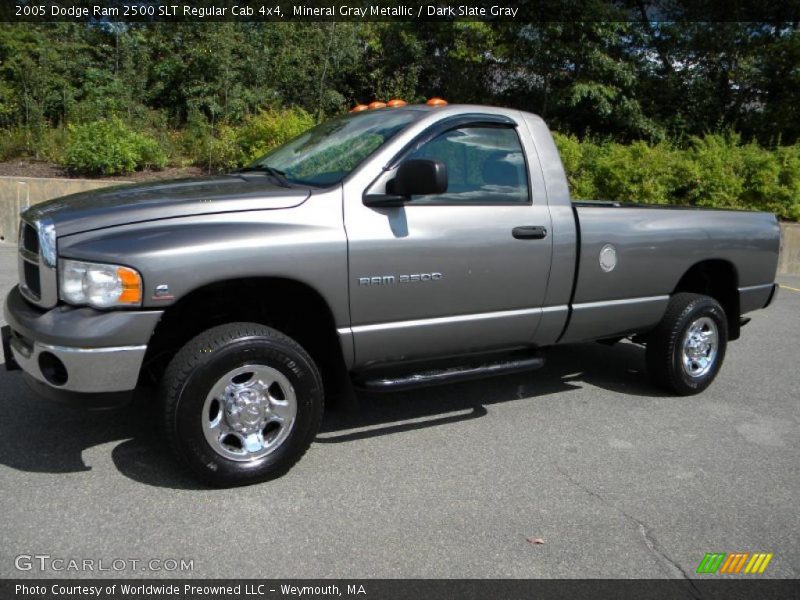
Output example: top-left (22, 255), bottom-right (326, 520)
top-left (57, 193), bottom-right (350, 326)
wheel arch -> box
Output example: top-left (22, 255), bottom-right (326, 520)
top-left (672, 259), bottom-right (740, 340)
top-left (142, 276), bottom-right (349, 394)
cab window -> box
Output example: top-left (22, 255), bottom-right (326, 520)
top-left (406, 126), bottom-right (529, 204)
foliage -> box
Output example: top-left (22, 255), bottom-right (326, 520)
top-left (0, 127), bottom-right (29, 161)
top-left (62, 118), bottom-right (166, 175)
top-left (181, 107), bottom-right (315, 171)
top-left (553, 133), bottom-right (800, 220)
top-left (1, 19), bottom-right (799, 144)
top-left (180, 112), bottom-right (242, 173)
top-left (0, 16), bottom-right (798, 218)
top-left (237, 108), bottom-right (315, 159)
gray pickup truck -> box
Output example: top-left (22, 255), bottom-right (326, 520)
top-left (2, 104), bottom-right (780, 485)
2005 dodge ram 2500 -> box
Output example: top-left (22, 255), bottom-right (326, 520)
top-left (3, 104), bottom-right (780, 486)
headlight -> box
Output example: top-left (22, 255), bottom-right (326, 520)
top-left (59, 259), bottom-right (143, 308)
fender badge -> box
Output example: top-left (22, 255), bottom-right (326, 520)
top-left (152, 284), bottom-right (174, 300)
top-left (599, 244), bottom-right (617, 272)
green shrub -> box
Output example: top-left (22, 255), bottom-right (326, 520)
top-left (682, 134), bottom-right (746, 209)
top-left (0, 127), bottom-right (29, 161)
top-left (552, 132), bottom-right (599, 199)
top-left (774, 146), bottom-right (800, 221)
top-left (237, 108), bottom-right (315, 160)
top-left (555, 131), bottom-right (800, 220)
top-left (6, 111), bottom-right (799, 222)
top-left (181, 111), bottom-right (245, 172)
top-left (62, 118), bottom-right (167, 175)
top-left (591, 140), bottom-right (677, 204)
top-left (182, 107), bottom-right (315, 172)
top-left (197, 123), bottom-right (244, 172)
top-left (37, 127), bottom-right (70, 164)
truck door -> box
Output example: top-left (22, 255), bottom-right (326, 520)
top-left (343, 117), bottom-right (553, 368)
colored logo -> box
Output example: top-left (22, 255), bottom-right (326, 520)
top-left (696, 552), bottom-right (773, 574)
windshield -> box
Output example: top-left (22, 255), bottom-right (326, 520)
top-left (245, 109), bottom-right (420, 187)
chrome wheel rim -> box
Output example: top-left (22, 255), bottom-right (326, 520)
top-left (202, 365), bottom-right (297, 461)
top-left (681, 317), bottom-right (718, 378)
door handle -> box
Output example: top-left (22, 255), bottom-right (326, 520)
top-left (512, 226), bottom-right (548, 240)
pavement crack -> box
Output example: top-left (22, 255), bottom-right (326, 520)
top-left (556, 466), bottom-right (702, 598)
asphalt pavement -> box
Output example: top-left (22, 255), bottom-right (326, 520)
top-left (0, 240), bottom-right (798, 579)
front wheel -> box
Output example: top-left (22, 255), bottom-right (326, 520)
top-left (160, 323), bottom-right (324, 486)
top-left (646, 293), bottom-right (728, 396)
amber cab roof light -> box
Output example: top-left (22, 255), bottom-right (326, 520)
top-left (350, 98), bottom-right (445, 113)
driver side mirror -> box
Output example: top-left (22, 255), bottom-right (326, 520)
top-left (392, 159), bottom-right (448, 196)
top-left (364, 159), bottom-right (448, 207)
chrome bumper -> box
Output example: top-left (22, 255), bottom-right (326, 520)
top-left (3, 285), bottom-right (163, 397)
top-left (7, 331), bottom-right (146, 392)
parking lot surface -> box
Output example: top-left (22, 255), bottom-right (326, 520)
top-left (0, 240), bottom-right (798, 579)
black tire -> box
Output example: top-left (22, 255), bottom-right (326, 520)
top-left (646, 293), bottom-right (728, 396)
top-left (160, 322), bottom-right (324, 487)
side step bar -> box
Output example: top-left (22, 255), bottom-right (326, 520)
top-left (354, 352), bottom-right (545, 392)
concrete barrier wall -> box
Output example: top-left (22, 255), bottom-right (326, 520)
top-left (0, 176), bottom-right (124, 242)
top-left (778, 222), bottom-right (800, 276)
top-left (2, 175), bottom-right (800, 274)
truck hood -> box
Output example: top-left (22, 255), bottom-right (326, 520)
top-left (23, 175), bottom-right (311, 236)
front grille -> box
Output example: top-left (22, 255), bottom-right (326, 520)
top-left (23, 261), bottom-right (41, 298)
top-left (22, 222), bottom-right (39, 254)
top-left (17, 219), bottom-right (55, 307)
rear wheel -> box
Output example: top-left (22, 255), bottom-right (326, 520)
top-left (160, 323), bottom-right (324, 486)
top-left (646, 293), bottom-right (728, 395)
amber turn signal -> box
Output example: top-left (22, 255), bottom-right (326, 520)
top-left (117, 266), bottom-right (142, 304)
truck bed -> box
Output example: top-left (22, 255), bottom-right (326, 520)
top-left (558, 204), bottom-right (780, 343)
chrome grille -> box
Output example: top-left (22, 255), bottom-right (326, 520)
top-left (23, 261), bottom-right (41, 297)
top-left (22, 222), bottom-right (39, 254)
top-left (17, 219), bottom-right (57, 308)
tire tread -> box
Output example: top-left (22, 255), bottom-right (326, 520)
top-left (160, 322), bottom-right (323, 486)
top-left (646, 293), bottom-right (727, 395)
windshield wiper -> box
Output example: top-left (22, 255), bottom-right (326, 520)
top-left (235, 164), bottom-right (291, 187)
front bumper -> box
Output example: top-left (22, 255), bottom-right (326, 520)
top-left (3, 286), bottom-right (163, 401)
top-left (6, 328), bottom-right (146, 392)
